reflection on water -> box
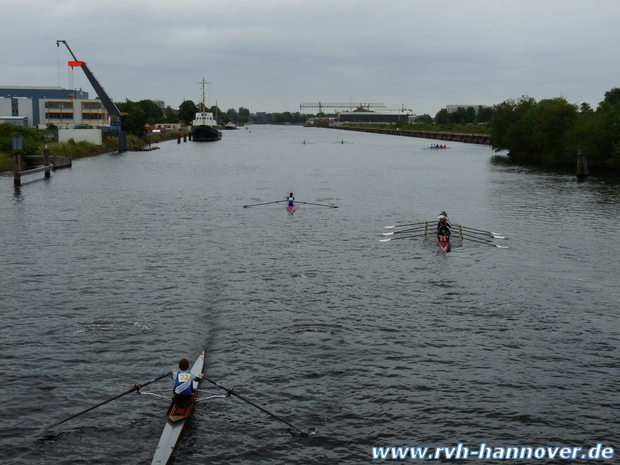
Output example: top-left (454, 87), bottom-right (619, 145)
top-left (1, 126), bottom-right (619, 464)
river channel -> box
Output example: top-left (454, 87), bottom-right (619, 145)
top-left (1, 125), bottom-right (619, 464)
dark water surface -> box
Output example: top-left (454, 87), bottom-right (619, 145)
top-left (1, 126), bottom-right (619, 464)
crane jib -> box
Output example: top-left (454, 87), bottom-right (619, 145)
top-left (56, 40), bottom-right (121, 121)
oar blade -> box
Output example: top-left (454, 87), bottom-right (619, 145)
top-left (243, 200), bottom-right (288, 208)
top-left (44, 371), bottom-right (171, 430)
top-left (45, 386), bottom-right (137, 430)
top-left (296, 201), bottom-right (338, 208)
top-left (203, 377), bottom-right (307, 435)
top-left (383, 222), bottom-right (425, 229)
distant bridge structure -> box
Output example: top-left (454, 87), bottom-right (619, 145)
top-left (300, 102), bottom-right (387, 114)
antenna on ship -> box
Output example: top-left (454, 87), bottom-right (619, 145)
top-left (198, 77), bottom-right (211, 113)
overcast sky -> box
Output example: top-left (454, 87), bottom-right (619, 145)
top-left (2, 0), bottom-right (619, 116)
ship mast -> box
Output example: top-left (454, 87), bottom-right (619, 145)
top-left (198, 77), bottom-right (211, 113)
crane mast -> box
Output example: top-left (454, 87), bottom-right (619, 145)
top-left (56, 40), bottom-right (122, 130)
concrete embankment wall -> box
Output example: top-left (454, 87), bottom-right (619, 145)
top-left (331, 126), bottom-right (490, 145)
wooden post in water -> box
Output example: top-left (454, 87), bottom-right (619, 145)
top-left (576, 149), bottom-right (589, 182)
top-left (13, 153), bottom-right (21, 186)
top-left (43, 149), bottom-right (51, 179)
top-left (12, 136), bottom-right (22, 186)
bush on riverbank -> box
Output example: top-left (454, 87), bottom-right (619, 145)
top-left (0, 126), bottom-right (183, 173)
top-left (342, 122), bottom-right (491, 135)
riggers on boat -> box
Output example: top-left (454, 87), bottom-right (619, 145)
top-left (151, 351), bottom-right (205, 465)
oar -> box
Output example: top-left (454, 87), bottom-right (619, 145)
top-left (384, 222), bottom-right (427, 229)
top-left (204, 378), bottom-right (309, 436)
top-left (456, 229), bottom-right (505, 240)
top-left (382, 226), bottom-right (430, 236)
top-left (379, 234), bottom-right (426, 242)
top-left (296, 201), bottom-right (338, 208)
top-left (243, 200), bottom-right (286, 208)
top-left (458, 235), bottom-right (508, 248)
top-left (45, 371), bottom-right (172, 430)
top-left (456, 225), bottom-right (502, 236)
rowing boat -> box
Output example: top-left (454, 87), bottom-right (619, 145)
top-left (151, 351), bottom-right (205, 465)
top-left (438, 239), bottom-right (450, 253)
top-left (287, 204), bottom-right (295, 214)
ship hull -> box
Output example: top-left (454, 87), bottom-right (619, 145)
top-left (192, 125), bottom-right (222, 142)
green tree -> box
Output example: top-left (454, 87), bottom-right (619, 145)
top-left (488, 96), bottom-right (536, 153)
top-left (434, 109), bottom-right (449, 124)
top-left (599, 87), bottom-right (620, 108)
top-left (117, 100), bottom-right (147, 136)
top-left (521, 97), bottom-right (578, 158)
top-left (178, 100), bottom-right (198, 126)
top-left (413, 114), bottom-right (433, 124)
top-left (226, 108), bottom-right (238, 123)
top-left (566, 96), bottom-right (620, 166)
top-left (238, 107), bottom-right (250, 124)
top-left (165, 107), bottom-right (178, 123)
top-left (137, 100), bottom-right (165, 124)
top-left (476, 106), bottom-right (495, 124)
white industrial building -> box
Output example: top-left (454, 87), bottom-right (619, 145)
top-left (1, 86), bottom-right (109, 129)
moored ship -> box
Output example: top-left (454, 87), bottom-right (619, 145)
top-left (191, 78), bottom-right (222, 142)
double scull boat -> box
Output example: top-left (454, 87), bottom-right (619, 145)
top-left (151, 351), bottom-right (205, 465)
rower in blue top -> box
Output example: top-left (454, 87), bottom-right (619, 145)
top-left (172, 357), bottom-right (205, 401)
top-left (287, 193), bottom-right (295, 207)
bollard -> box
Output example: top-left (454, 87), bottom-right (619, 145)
top-left (44, 149), bottom-right (51, 178)
top-left (576, 149), bottom-right (589, 182)
top-left (13, 153), bottom-right (21, 186)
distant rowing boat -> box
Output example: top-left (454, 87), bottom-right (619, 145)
top-left (151, 351), bottom-right (205, 465)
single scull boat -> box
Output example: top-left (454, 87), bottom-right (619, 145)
top-left (151, 350), bottom-right (205, 465)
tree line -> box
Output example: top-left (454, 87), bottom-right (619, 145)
top-left (4, 89), bottom-right (619, 170)
top-left (488, 88), bottom-right (620, 168)
top-left (115, 99), bottom-right (312, 136)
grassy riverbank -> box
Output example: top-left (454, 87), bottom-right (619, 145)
top-left (0, 131), bottom-right (184, 173)
top-left (341, 122), bottom-right (491, 135)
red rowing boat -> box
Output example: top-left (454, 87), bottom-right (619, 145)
top-left (438, 240), bottom-right (450, 253)
top-left (287, 204), bottom-right (295, 214)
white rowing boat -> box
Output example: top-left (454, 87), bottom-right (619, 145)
top-left (151, 351), bottom-right (205, 465)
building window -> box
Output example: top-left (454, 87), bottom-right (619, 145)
top-left (46, 112), bottom-right (74, 120)
top-left (45, 102), bottom-right (73, 109)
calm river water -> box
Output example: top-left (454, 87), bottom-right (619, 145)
top-left (1, 125), bottom-right (619, 464)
